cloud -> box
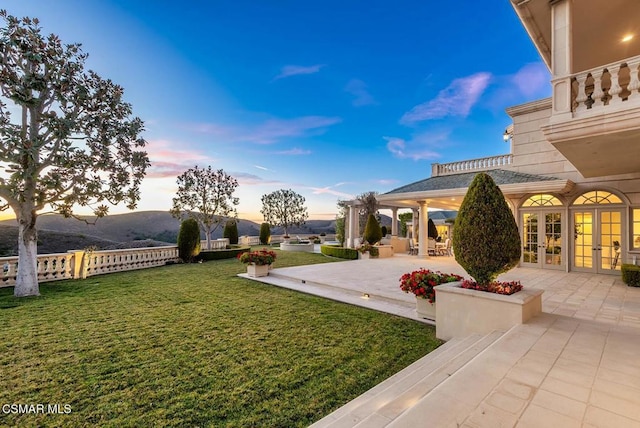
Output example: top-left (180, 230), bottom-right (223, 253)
top-left (230, 171), bottom-right (285, 187)
top-left (275, 147), bottom-right (312, 155)
top-left (400, 72), bottom-right (492, 125)
top-left (254, 165), bottom-right (273, 171)
top-left (191, 115), bottom-right (342, 145)
top-left (372, 179), bottom-right (399, 186)
top-left (384, 130), bottom-right (451, 160)
top-left (309, 184), bottom-right (354, 199)
top-left (345, 79), bottom-right (377, 107)
top-left (273, 64), bottom-right (325, 80)
top-left (145, 139), bottom-right (214, 178)
top-left (511, 62), bottom-right (550, 98)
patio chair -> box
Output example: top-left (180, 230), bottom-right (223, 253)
top-left (408, 239), bottom-right (418, 255)
top-left (427, 238), bottom-right (436, 256)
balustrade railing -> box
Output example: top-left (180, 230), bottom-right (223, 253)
top-left (200, 238), bottom-right (230, 250)
top-left (1, 246), bottom-right (179, 288)
top-left (432, 154), bottom-right (513, 176)
top-left (571, 55), bottom-right (640, 114)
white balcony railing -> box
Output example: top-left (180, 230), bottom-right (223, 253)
top-left (431, 154), bottom-right (513, 177)
top-left (1, 246), bottom-right (179, 288)
top-left (572, 55), bottom-right (640, 115)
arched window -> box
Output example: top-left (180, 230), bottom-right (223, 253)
top-left (573, 190), bottom-right (623, 205)
top-left (522, 194), bottom-right (563, 207)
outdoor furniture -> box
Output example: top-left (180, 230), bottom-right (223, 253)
top-left (428, 238), bottom-right (436, 256)
top-left (437, 238), bottom-right (452, 256)
top-left (408, 240), bottom-right (418, 255)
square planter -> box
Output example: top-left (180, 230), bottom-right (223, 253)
top-left (247, 264), bottom-right (270, 278)
top-left (435, 282), bottom-right (543, 341)
top-left (415, 297), bottom-right (436, 320)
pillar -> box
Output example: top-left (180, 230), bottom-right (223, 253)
top-left (418, 201), bottom-right (429, 258)
top-left (550, 0), bottom-right (573, 122)
top-left (347, 205), bottom-right (356, 248)
top-left (391, 208), bottom-right (398, 236)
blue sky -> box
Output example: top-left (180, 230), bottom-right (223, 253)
top-left (6, 1), bottom-right (551, 221)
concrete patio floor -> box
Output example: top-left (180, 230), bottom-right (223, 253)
top-left (242, 253), bottom-right (640, 427)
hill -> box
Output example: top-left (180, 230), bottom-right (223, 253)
top-left (0, 211), bottom-right (340, 256)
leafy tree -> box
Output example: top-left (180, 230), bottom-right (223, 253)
top-left (335, 217), bottom-right (346, 246)
top-left (357, 191), bottom-right (379, 235)
top-left (259, 222), bottom-right (271, 245)
top-left (260, 189), bottom-right (308, 236)
top-left (381, 225), bottom-right (388, 237)
top-left (0, 12), bottom-right (149, 297)
top-left (363, 214), bottom-right (382, 245)
top-left (223, 220), bottom-right (238, 245)
top-left (399, 212), bottom-right (413, 237)
top-left (170, 166), bottom-right (239, 251)
top-left (177, 218), bottom-right (201, 263)
top-left (453, 173), bottom-right (521, 286)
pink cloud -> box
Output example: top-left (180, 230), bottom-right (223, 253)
top-left (511, 63), bottom-right (551, 97)
top-left (275, 147), bottom-right (312, 155)
top-left (345, 79), bottom-right (377, 107)
top-left (384, 130), bottom-right (450, 160)
top-left (145, 139), bottom-right (213, 178)
top-left (400, 72), bottom-right (492, 125)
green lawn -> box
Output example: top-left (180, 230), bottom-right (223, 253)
top-left (0, 249), bottom-right (441, 427)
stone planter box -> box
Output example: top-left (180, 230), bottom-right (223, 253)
top-left (247, 264), bottom-right (269, 278)
top-left (376, 244), bottom-right (394, 258)
top-left (280, 242), bottom-right (314, 252)
top-left (415, 297), bottom-right (436, 320)
top-left (435, 282), bottom-right (543, 341)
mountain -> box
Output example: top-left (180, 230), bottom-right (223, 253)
top-left (0, 211), bottom-right (339, 255)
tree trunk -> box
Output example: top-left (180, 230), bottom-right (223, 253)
top-left (206, 229), bottom-right (212, 250)
top-left (15, 211), bottom-right (40, 297)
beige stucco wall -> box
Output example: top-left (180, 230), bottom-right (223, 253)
top-left (506, 98), bottom-right (640, 206)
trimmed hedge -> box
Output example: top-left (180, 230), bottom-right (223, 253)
top-left (197, 246), bottom-right (250, 261)
top-left (622, 264), bottom-right (640, 287)
top-left (321, 245), bottom-right (358, 260)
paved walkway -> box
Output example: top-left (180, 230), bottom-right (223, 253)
top-left (243, 254), bottom-right (640, 427)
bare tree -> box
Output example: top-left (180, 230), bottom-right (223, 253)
top-left (170, 166), bottom-right (239, 250)
top-left (261, 189), bottom-right (308, 236)
top-left (0, 12), bottom-right (149, 297)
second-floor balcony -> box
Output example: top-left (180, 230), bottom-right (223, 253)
top-left (541, 54), bottom-right (640, 178)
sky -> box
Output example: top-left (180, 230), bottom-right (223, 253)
top-left (2, 0), bottom-right (551, 222)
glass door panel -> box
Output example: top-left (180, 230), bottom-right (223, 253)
top-left (522, 213), bottom-right (538, 265)
top-left (574, 211), bottom-right (593, 269)
top-left (600, 210), bottom-right (622, 271)
top-left (544, 213), bottom-right (562, 266)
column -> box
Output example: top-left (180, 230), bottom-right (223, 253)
top-left (411, 209), bottom-right (418, 241)
top-left (550, 0), bottom-right (573, 122)
top-left (391, 208), bottom-right (398, 236)
top-left (418, 201), bottom-right (429, 258)
top-left (347, 205), bottom-right (356, 248)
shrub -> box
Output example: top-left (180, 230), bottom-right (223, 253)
top-left (363, 214), bottom-right (382, 245)
top-left (177, 218), bottom-right (201, 263)
top-left (453, 172), bottom-right (521, 286)
top-left (381, 225), bottom-right (388, 237)
top-left (335, 217), bottom-right (345, 246)
top-left (223, 220), bottom-right (239, 245)
top-left (622, 264), bottom-right (640, 287)
top-left (259, 223), bottom-right (271, 245)
top-left (197, 247), bottom-right (250, 261)
top-left (320, 245), bottom-right (358, 260)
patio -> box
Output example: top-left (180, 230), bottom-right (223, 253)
top-left (245, 254), bottom-right (640, 427)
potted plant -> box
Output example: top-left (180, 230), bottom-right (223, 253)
top-left (399, 269), bottom-right (463, 319)
top-left (357, 242), bottom-right (379, 259)
top-left (237, 248), bottom-right (277, 277)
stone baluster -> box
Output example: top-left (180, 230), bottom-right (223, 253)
top-left (628, 58), bottom-right (640, 102)
top-left (574, 74), bottom-right (589, 112)
top-left (607, 65), bottom-right (623, 106)
top-left (591, 70), bottom-right (605, 108)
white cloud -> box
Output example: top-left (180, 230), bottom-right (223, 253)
top-left (275, 147), bottom-right (312, 155)
top-left (273, 64), bottom-right (325, 80)
top-left (384, 130), bottom-right (450, 160)
top-left (400, 72), bottom-right (492, 125)
top-left (511, 62), bottom-right (550, 97)
top-left (309, 184), bottom-right (354, 199)
top-left (345, 79), bottom-right (377, 107)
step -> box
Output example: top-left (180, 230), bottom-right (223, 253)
top-left (311, 331), bottom-right (505, 428)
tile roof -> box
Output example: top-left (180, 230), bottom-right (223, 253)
top-left (384, 169), bottom-right (560, 195)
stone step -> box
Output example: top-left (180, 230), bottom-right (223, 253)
top-left (310, 331), bottom-right (505, 428)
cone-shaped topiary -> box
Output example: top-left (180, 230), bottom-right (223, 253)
top-left (259, 222), bottom-right (271, 245)
top-left (223, 220), bottom-right (239, 245)
top-left (453, 172), bottom-right (521, 286)
top-left (363, 214), bottom-right (383, 245)
top-left (427, 218), bottom-right (438, 240)
top-left (177, 218), bottom-right (201, 263)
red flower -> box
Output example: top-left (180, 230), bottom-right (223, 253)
top-left (399, 269), bottom-right (463, 303)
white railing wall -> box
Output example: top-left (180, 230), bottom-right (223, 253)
top-left (431, 154), bottom-right (513, 176)
top-left (200, 238), bottom-right (230, 250)
top-left (572, 55), bottom-right (640, 114)
top-left (1, 246), bottom-right (179, 288)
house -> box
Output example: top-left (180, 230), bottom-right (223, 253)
top-left (346, 0), bottom-right (640, 275)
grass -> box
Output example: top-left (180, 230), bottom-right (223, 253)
top-left (0, 248), bottom-right (441, 427)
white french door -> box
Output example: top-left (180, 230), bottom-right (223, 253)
top-left (521, 211), bottom-right (564, 270)
top-left (573, 209), bottom-right (623, 274)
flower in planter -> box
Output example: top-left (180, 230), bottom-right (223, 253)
top-left (460, 279), bottom-right (523, 295)
top-left (356, 242), bottom-right (379, 257)
top-left (399, 269), bottom-right (463, 303)
top-left (237, 248), bottom-right (277, 266)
